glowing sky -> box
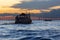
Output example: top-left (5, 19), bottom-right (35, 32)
top-left (0, 7), bottom-right (41, 13)
top-left (49, 6), bottom-right (60, 9)
top-left (0, 0), bottom-right (21, 6)
top-left (0, 0), bottom-right (60, 13)
top-left (0, 0), bottom-right (32, 6)
top-left (0, 0), bottom-right (36, 13)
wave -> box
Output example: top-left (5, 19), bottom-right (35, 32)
top-left (0, 20), bottom-right (60, 40)
top-left (0, 29), bottom-right (60, 40)
top-left (18, 37), bottom-right (52, 40)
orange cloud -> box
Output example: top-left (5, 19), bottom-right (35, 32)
top-left (41, 6), bottom-right (60, 13)
top-left (49, 6), bottom-right (60, 9)
top-left (0, 0), bottom-right (32, 7)
top-left (41, 9), bottom-right (51, 12)
top-left (0, 6), bottom-right (21, 13)
top-left (0, 6), bottom-right (41, 14)
top-left (0, 0), bottom-right (20, 6)
top-left (29, 9), bottom-right (41, 13)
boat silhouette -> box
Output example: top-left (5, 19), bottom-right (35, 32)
top-left (44, 19), bottom-right (52, 21)
top-left (15, 13), bottom-right (32, 24)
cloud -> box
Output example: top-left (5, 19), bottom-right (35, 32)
top-left (0, 0), bottom-right (21, 6)
top-left (0, 6), bottom-right (41, 14)
top-left (49, 6), bottom-right (60, 9)
top-left (12, 0), bottom-right (60, 9)
top-left (22, 0), bottom-right (32, 2)
top-left (0, 0), bottom-right (32, 7)
top-left (0, 0), bottom-right (60, 14)
top-left (32, 0), bottom-right (50, 1)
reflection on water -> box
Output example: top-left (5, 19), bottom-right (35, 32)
top-left (0, 20), bottom-right (60, 40)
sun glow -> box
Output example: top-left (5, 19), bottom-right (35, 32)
top-left (0, 0), bottom-right (41, 14)
top-left (0, 7), bottom-right (41, 14)
top-left (0, 0), bottom-right (20, 6)
top-left (49, 6), bottom-right (60, 9)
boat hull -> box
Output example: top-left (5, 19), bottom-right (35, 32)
top-left (15, 19), bottom-right (32, 24)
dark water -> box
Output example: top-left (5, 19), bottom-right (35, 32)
top-left (0, 20), bottom-right (60, 40)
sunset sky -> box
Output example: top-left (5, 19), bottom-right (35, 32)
top-left (0, 0), bottom-right (60, 14)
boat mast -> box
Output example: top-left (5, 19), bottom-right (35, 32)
top-left (29, 9), bottom-right (30, 18)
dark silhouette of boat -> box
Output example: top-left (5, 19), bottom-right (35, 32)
top-left (15, 13), bottom-right (32, 24)
top-left (44, 19), bottom-right (52, 21)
